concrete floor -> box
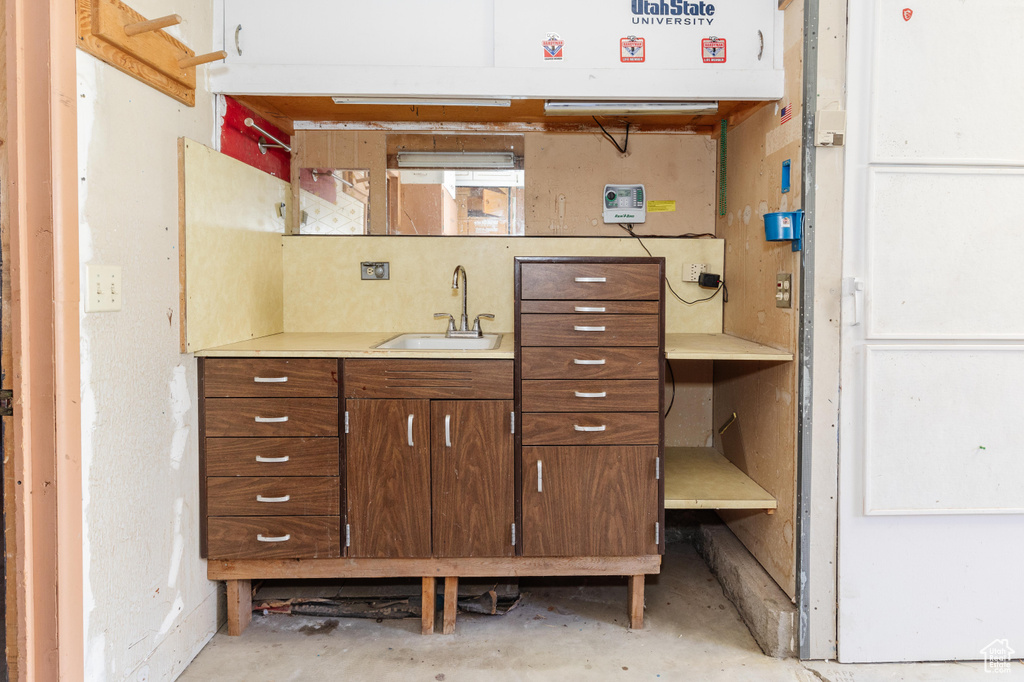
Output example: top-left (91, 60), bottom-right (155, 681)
top-left (180, 542), bottom-right (1020, 682)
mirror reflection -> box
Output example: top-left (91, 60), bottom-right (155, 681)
top-left (298, 168), bottom-right (370, 235)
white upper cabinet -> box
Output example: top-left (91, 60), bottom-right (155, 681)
top-left (212, 0), bottom-right (783, 100)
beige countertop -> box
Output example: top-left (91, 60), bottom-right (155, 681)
top-left (195, 332), bottom-right (792, 361)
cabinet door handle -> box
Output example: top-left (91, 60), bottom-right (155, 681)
top-left (253, 376), bottom-right (288, 383)
top-left (407, 414), bottom-right (415, 447)
top-left (574, 424), bottom-right (607, 432)
top-left (255, 416), bottom-right (289, 423)
top-left (255, 455), bottom-right (290, 463)
top-left (574, 306), bottom-right (606, 313)
top-left (444, 414), bottom-right (452, 447)
top-left (574, 358), bottom-right (606, 365)
top-left (574, 326), bottom-right (606, 332)
top-left (574, 277), bottom-right (606, 283)
top-left (537, 460), bottom-right (543, 492)
top-left (256, 495), bottom-right (291, 503)
top-left (574, 391), bottom-right (607, 398)
top-left (256, 534), bottom-right (290, 543)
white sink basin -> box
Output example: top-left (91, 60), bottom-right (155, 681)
top-left (374, 333), bottom-right (503, 351)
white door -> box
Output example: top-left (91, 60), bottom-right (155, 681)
top-left (839, 0), bottom-right (1024, 662)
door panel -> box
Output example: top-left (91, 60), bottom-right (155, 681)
top-left (521, 446), bottom-right (657, 557)
top-left (346, 399), bottom-right (431, 558)
top-left (431, 401), bottom-right (514, 557)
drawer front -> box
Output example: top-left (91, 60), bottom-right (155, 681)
top-left (520, 262), bottom-right (661, 301)
top-left (345, 359), bottom-right (513, 399)
top-left (205, 398), bottom-right (339, 437)
top-left (207, 476), bottom-right (340, 516)
top-left (207, 516), bottom-right (341, 559)
top-left (206, 438), bottom-right (339, 477)
top-left (520, 314), bottom-right (659, 347)
top-left (204, 359), bottom-right (339, 398)
top-left (521, 380), bottom-right (659, 412)
top-left (520, 347), bottom-right (661, 380)
top-left (519, 300), bottom-right (659, 315)
top-left (522, 412), bottom-right (660, 445)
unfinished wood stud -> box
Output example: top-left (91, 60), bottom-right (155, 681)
top-left (227, 579), bottom-right (253, 636)
top-left (628, 575), bottom-right (644, 630)
top-left (443, 577), bottom-right (458, 635)
top-left (123, 13), bottom-right (181, 36)
top-left (421, 577), bottom-right (436, 635)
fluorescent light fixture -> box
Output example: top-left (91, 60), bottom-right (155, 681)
top-left (333, 96), bottom-right (512, 107)
top-left (544, 100), bottom-right (718, 116)
top-left (396, 152), bottom-right (516, 169)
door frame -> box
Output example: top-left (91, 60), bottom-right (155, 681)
top-left (3, 0), bottom-right (83, 679)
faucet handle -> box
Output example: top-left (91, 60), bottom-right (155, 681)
top-left (472, 313), bottom-right (495, 333)
top-left (434, 313), bottom-right (456, 334)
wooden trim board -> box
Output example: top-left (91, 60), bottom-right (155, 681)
top-left (664, 447), bottom-right (777, 510)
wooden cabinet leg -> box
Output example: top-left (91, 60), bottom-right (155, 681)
top-left (628, 575), bottom-right (644, 630)
top-left (421, 577), bottom-right (436, 635)
top-left (227, 579), bottom-right (252, 636)
top-left (443, 576), bottom-right (458, 635)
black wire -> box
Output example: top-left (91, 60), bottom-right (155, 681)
top-left (593, 116), bottom-right (630, 154)
top-left (665, 356), bottom-right (676, 418)
top-left (617, 223), bottom-right (726, 306)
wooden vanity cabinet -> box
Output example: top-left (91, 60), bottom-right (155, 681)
top-left (515, 257), bottom-right (666, 558)
top-left (343, 359), bottom-right (515, 559)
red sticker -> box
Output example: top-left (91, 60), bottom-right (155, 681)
top-left (620, 36), bottom-right (645, 63)
top-left (701, 37), bottom-right (726, 64)
top-left (903, 8), bottom-right (913, 21)
top-left (543, 33), bottom-right (564, 61)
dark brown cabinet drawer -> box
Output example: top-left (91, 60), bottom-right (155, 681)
top-left (206, 438), bottom-right (340, 477)
top-left (204, 359), bottom-right (339, 398)
top-left (521, 412), bottom-right (660, 445)
top-left (207, 516), bottom-right (341, 559)
top-left (207, 476), bottom-right (340, 516)
top-left (520, 347), bottom-right (661, 380)
top-left (520, 314), bottom-right (659, 347)
top-left (345, 359), bottom-right (513, 399)
top-left (205, 398), bottom-right (339, 437)
top-left (521, 380), bottom-right (659, 412)
top-left (520, 262), bottom-right (661, 301)
top-left (520, 300), bottom-right (659, 315)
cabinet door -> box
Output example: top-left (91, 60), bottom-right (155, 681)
top-left (346, 399), bottom-right (431, 558)
top-left (431, 401), bottom-right (514, 558)
top-left (521, 446), bottom-right (658, 557)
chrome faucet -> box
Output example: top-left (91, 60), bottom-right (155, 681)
top-left (434, 265), bottom-right (494, 338)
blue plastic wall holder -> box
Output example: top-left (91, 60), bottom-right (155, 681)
top-left (763, 210), bottom-right (803, 252)
top-left (781, 159), bottom-right (791, 194)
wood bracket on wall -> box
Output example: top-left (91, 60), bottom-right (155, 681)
top-left (75, 0), bottom-right (227, 107)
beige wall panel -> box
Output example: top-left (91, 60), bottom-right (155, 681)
top-left (665, 360), bottom-right (714, 448)
top-left (525, 133), bottom-right (717, 236)
top-left (281, 236), bottom-right (723, 335)
top-left (713, 3), bottom-right (804, 599)
top-left (183, 139), bottom-right (288, 351)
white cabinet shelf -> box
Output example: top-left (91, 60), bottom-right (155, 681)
top-left (664, 447), bottom-right (777, 511)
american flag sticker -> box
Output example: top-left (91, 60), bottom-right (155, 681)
top-left (780, 104), bottom-right (793, 124)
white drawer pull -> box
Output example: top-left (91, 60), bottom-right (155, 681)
top-left (574, 424), bottom-right (607, 432)
top-left (574, 391), bottom-right (607, 398)
top-left (255, 455), bottom-right (290, 463)
top-left (254, 376), bottom-right (288, 383)
top-left (537, 460), bottom-right (543, 492)
top-left (445, 414), bottom-right (452, 448)
top-left (574, 306), bottom-right (606, 313)
top-left (256, 534), bottom-right (291, 543)
top-left (574, 277), bottom-right (606, 283)
top-left (407, 414), bottom-right (415, 447)
top-left (256, 494), bottom-right (291, 503)
top-left (574, 326), bottom-right (606, 332)
top-left (574, 359), bottom-right (606, 365)
top-left (255, 416), bottom-right (289, 423)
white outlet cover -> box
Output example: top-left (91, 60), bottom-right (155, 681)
top-left (85, 265), bottom-right (122, 313)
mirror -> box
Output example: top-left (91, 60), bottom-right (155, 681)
top-left (298, 168), bottom-right (370, 234)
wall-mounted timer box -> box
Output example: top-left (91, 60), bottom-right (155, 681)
top-left (603, 184), bottom-right (646, 224)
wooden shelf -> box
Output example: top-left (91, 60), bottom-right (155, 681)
top-left (664, 333), bottom-right (793, 361)
top-left (664, 447), bottom-right (777, 511)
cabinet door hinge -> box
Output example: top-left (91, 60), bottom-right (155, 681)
top-left (655, 457), bottom-right (660, 480)
top-left (655, 522), bottom-right (660, 545)
top-left (510, 411), bottom-right (515, 434)
top-left (345, 523), bottom-right (351, 548)
top-left (511, 522), bottom-right (516, 546)
top-left (0, 389), bottom-right (12, 417)
top-left (344, 411), bottom-right (349, 434)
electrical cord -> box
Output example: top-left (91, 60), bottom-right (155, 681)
top-left (665, 356), bottom-right (676, 418)
top-left (594, 116), bottom-right (630, 154)
top-left (617, 224), bottom-right (727, 305)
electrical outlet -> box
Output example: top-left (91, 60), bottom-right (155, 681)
top-left (85, 265), bottom-right (122, 312)
top-left (684, 263), bottom-right (707, 282)
top-left (776, 273), bottom-right (792, 308)
top-left (360, 261), bottom-right (390, 280)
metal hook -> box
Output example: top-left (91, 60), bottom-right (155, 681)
top-left (244, 117), bottom-right (291, 154)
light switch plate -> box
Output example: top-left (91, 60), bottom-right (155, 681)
top-left (85, 265), bottom-right (122, 312)
top-left (776, 273), bottom-right (792, 308)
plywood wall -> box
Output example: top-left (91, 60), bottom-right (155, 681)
top-left (713, 2), bottom-right (805, 599)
